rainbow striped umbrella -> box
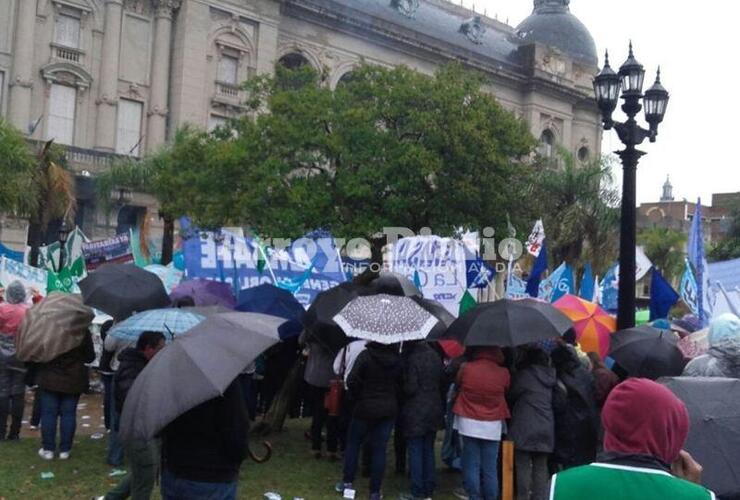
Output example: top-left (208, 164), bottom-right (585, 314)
top-left (553, 294), bottom-right (616, 358)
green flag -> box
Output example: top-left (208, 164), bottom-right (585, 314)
top-left (47, 267), bottom-right (75, 293)
top-left (459, 289), bottom-right (477, 316)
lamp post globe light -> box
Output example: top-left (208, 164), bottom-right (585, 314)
top-left (593, 43), bottom-right (669, 330)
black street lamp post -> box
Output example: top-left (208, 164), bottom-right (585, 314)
top-left (57, 220), bottom-right (72, 273)
top-left (593, 43), bottom-right (669, 330)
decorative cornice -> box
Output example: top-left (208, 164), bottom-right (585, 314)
top-left (152, 0), bottom-right (181, 18)
top-left (459, 16), bottom-right (486, 45)
top-left (390, 0), bottom-right (420, 18)
top-left (10, 76), bottom-right (34, 89)
top-left (97, 94), bottom-right (118, 106)
top-left (148, 104), bottom-right (168, 117)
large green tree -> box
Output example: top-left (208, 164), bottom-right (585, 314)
top-left (637, 227), bottom-right (687, 283)
top-left (535, 150), bottom-right (621, 273)
top-left (218, 63), bottom-right (537, 256)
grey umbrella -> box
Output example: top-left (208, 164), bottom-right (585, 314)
top-left (660, 377), bottom-right (740, 498)
top-left (333, 294), bottom-right (438, 345)
top-left (118, 312), bottom-right (285, 442)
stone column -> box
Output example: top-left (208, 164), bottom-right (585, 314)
top-left (95, 0), bottom-right (123, 151)
top-left (147, 0), bottom-right (181, 149)
top-left (7, 0), bottom-right (37, 132)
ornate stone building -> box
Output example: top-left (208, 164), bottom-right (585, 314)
top-left (0, 0), bottom-right (602, 248)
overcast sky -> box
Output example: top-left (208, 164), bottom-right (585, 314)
top-left (467, 0), bottom-right (740, 204)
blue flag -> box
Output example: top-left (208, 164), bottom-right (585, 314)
top-left (601, 264), bottom-right (619, 312)
top-left (551, 264), bottom-right (575, 303)
top-left (526, 239), bottom-right (548, 297)
top-left (680, 260), bottom-right (700, 316)
top-left (506, 274), bottom-right (529, 299)
top-left (649, 268), bottom-right (680, 321)
top-left (579, 263), bottom-right (595, 302)
top-left (687, 200), bottom-right (708, 325)
top-left (466, 258), bottom-right (495, 289)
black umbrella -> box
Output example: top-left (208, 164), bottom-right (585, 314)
top-left (303, 282), bottom-right (365, 352)
top-left (79, 263), bottom-right (171, 321)
top-left (411, 296), bottom-right (455, 339)
top-left (609, 326), bottom-right (686, 380)
top-left (661, 377), bottom-right (740, 498)
top-left (438, 298), bottom-right (573, 347)
top-left (366, 272), bottom-right (422, 297)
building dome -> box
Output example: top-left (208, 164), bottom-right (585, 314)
top-left (515, 0), bottom-right (598, 67)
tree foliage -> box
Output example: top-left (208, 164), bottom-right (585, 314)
top-left (535, 150), bottom-right (621, 272)
top-left (709, 200), bottom-right (740, 262)
top-left (0, 118), bottom-right (36, 214)
top-left (637, 227), bottom-right (687, 283)
top-left (221, 63), bottom-right (538, 243)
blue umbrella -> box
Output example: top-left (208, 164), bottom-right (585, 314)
top-left (237, 284), bottom-right (305, 339)
top-left (108, 308), bottom-right (205, 342)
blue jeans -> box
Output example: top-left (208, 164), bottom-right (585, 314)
top-left (342, 417), bottom-right (395, 494)
top-left (161, 468), bottom-right (237, 500)
top-left (408, 432), bottom-right (437, 497)
top-left (107, 407), bottom-right (124, 466)
top-left (39, 390), bottom-right (79, 453)
top-left (461, 436), bottom-right (500, 500)
top-left (102, 373), bottom-right (114, 429)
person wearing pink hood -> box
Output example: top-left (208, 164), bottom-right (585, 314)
top-left (0, 281), bottom-right (30, 440)
top-left (549, 378), bottom-right (715, 500)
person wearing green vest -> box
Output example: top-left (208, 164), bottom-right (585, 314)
top-left (550, 378), bottom-right (715, 500)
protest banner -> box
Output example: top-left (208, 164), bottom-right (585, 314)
top-left (83, 233), bottom-right (134, 270)
top-left (182, 229), bottom-right (347, 308)
top-left (391, 236), bottom-right (467, 316)
top-left (0, 256), bottom-right (48, 296)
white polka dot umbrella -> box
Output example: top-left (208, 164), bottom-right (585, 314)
top-left (332, 294), bottom-right (439, 345)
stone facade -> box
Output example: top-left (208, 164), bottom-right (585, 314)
top-left (0, 0), bottom-right (603, 249)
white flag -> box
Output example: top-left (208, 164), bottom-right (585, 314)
top-left (526, 220), bottom-right (545, 257)
top-left (635, 246), bottom-right (653, 281)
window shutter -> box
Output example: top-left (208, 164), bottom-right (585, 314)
top-left (116, 99), bottom-right (143, 156)
top-left (55, 14), bottom-right (80, 49)
top-left (218, 55), bottom-right (239, 85)
top-left (47, 84), bottom-right (76, 145)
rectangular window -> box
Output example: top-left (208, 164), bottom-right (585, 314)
top-left (55, 13), bottom-right (81, 49)
top-left (208, 114), bottom-right (227, 132)
top-left (218, 55), bottom-right (239, 85)
top-left (47, 83), bottom-right (76, 145)
top-left (116, 99), bottom-right (144, 156)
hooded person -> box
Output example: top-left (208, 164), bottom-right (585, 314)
top-left (0, 281), bottom-right (29, 440)
top-left (549, 378), bottom-right (715, 500)
top-left (508, 346), bottom-right (556, 500)
top-left (335, 342), bottom-right (403, 500)
top-left (683, 313), bottom-right (740, 379)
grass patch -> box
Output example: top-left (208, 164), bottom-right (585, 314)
top-left (0, 419), bottom-right (462, 499)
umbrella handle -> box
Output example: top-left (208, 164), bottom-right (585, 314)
top-left (248, 441), bottom-right (273, 464)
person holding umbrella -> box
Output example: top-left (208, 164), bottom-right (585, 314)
top-left (34, 312), bottom-right (95, 460)
top-left (99, 331), bottom-right (166, 500)
top-left (453, 346), bottom-right (511, 500)
top-left (549, 378), bottom-right (714, 500)
top-left (0, 281), bottom-right (30, 440)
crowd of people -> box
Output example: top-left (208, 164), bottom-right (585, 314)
top-left (0, 275), bottom-right (738, 500)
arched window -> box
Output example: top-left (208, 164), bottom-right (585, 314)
top-left (336, 71), bottom-right (357, 88)
top-left (577, 146), bottom-right (590, 163)
top-left (540, 129), bottom-right (555, 158)
top-left (278, 53), bottom-right (310, 70)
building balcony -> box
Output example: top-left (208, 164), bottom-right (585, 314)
top-left (51, 43), bottom-right (85, 65)
top-left (212, 81), bottom-right (245, 111)
top-left (26, 139), bottom-right (130, 176)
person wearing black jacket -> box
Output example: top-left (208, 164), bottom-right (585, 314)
top-left (335, 342), bottom-right (403, 500)
top-left (161, 377), bottom-right (249, 500)
top-left (36, 330), bottom-right (95, 460)
top-left (102, 331), bottom-right (165, 500)
top-left (399, 341), bottom-right (445, 500)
